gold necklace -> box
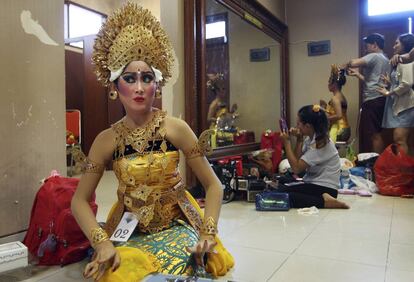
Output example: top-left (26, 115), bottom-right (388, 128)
top-left (114, 110), bottom-right (166, 157)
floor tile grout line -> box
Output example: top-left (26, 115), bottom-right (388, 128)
top-left (265, 210), bottom-right (332, 282)
top-left (288, 209), bottom-right (332, 256)
top-left (383, 197), bottom-right (395, 282)
top-left (266, 255), bottom-right (291, 282)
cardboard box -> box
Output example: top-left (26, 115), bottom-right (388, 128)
top-left (0, 241), bottom-right (28, 273)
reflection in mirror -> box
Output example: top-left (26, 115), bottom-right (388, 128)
top-left (205, 0), bottom-right (281, 148)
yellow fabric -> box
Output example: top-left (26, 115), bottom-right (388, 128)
top-left (110, 151), bottom-right (183, 234)
top-left (184, 191), bottom-right (235, 277)
top-left (326, 103), bottom-right (350, 141)
top-left (329, 123), bottom-right (339, 143)
top-left (102, 151), bottom-right (234, 282)
top-left (101, 111), bottom-right (233, 280)
top-left (100, 247), bottom-right (159, 282)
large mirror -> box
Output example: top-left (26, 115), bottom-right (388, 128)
top-left (184, 0), bottom-right (289, 161)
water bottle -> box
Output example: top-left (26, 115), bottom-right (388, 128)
top-left (364, 167), bottom-right (373, 181)
top-left (340, 169), bottom-right (351, 189)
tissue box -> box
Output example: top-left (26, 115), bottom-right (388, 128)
top-left (0, 241), bottom-right (28, 273)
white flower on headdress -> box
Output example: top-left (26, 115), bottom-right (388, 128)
top-left (110, 65), bottom-right (125, 82)
top-left (151, 66), bottom-right (163, 82)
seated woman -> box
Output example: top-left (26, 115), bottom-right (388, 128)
top-left (323, 65), bottom-right (351, 143)
top-left (279, 105), bottom-right (349, 209)
top-left (70, 3), bottom-right (233, 281)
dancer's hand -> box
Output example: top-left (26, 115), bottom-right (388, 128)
top-left (83, 241), bottom-right (120, 281)
top-left (187, 236), bottom-right (217, 266)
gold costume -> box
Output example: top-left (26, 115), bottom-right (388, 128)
top-left (327, 65), bottom-right (351, 143)
top-left (326, 102), bottom-right (350, 142)
top-left (100, 111), bottom-right (233, 281)
top-left (89, 3), bottom-right (233, 280)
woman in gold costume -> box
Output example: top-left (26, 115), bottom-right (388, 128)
top-left (206, 73), bottom-right (237, 128)
top-left (71, 3), bottom-right (234, 281)
top-left (324, 65), bottom-right (351, 143)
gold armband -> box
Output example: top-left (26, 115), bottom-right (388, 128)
top-left (90, 227), bottom-right (109, 247)
top-left (184, 129), bottom-right (214, 160)
top-left (83, 158), bottom-right (105, 174)
top-left (201, 216), bottom-right (218, 236)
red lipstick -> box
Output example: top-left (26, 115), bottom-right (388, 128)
top-left (134, 97), bottom-right (145, 102)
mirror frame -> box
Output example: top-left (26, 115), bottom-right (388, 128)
top-left (184, 0), bottom-right (289, 184)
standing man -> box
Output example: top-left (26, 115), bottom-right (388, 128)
top-left (345, 33), bottom-right (391, 153)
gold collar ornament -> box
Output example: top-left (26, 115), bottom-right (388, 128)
top-left (92, 2), bottom-right (174, 87)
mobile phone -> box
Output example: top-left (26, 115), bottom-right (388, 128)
top-left (279, 118), bottom-right (288, 132)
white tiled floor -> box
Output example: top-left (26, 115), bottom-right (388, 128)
top-left (2, 171), bottom-right (414, 282)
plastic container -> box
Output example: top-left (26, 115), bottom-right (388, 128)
top-left (364, 167), bottom-right (373, 181)
top-left (340, 169), bottom-right (351, 189)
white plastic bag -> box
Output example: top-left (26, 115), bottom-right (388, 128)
top-left (349, 174), bottom-right (378, 193)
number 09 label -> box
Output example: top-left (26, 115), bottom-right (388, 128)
top-left (110, 212), bottom-right (139, 242)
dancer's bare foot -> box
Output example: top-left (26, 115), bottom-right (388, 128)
top-left (323, 193), bottom-right (350, 209)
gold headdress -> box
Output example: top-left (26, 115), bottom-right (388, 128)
top-left (92, 2), bottom-right (174, 87)
top-left (206, 73), bottom-right (225, 91)
top-left (328, 64), bottom-right (346, 86)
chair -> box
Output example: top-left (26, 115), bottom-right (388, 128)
top-left (66, 110), bottom-right (81, 176)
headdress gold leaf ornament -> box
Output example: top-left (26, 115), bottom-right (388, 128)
top-left (328, 64), bottom-right (340, 84)
top-left (92, 2), bottom-right (174, 87)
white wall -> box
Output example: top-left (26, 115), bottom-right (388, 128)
top-left (286, 0), bottom-right (360, 146)
top-left (160, 0), bottom-right (186, 178)
top-left (0, 0), bottom-right (66, 237)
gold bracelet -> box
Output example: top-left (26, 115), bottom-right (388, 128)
top-left (90, 227), bottom-right (109, 247)
top-left (83, 158), bottom-right (105, 174)
top-left (201, 216), bottom-right (218, 236)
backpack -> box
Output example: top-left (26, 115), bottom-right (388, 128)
top-left (23, 175), bottom-right (97, 265)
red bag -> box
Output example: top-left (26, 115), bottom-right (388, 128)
top-left (374, 144), bottom-right (414, 196)
top-left (234, 130), bottom-right (255, 144)
top-left (260, 131), bottom-right (283, 173)
top-left (23, 176), bottom-right (97, 265)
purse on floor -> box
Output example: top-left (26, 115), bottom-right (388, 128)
top-left (255, 191), bottom-right (290, 211)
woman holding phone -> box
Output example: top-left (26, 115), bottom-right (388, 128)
top-left (278, 105), bottom-right (349, 209)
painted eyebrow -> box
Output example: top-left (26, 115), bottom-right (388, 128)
top-left (121, 71), bottom-right (154, 75)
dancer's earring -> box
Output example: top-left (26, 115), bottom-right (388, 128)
top-left (155, 89), bottom-right (162, 99)
top-left (108, 90), bottom-right (118, 100)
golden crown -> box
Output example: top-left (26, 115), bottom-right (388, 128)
top-left (92, 2), bottom-right (174, 87)
top-left (328, 64), bottom-right (340, 84)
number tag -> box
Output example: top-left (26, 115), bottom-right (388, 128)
top-left (110, 212), bottom-right (139, 242)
